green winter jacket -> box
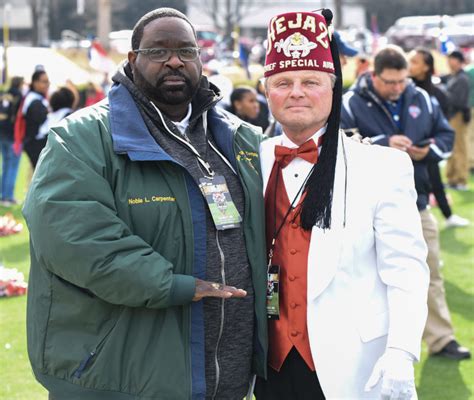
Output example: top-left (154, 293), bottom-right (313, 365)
top-left (23, 83), bottom-right (268, 400)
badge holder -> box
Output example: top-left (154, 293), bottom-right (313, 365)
top-left (267, 263), bottom-right (280, 320)
top-left (199, 175), bottom-right (242, 230)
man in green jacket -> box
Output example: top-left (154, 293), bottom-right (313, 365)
top-left (23, 8), bottom-right (268, 400)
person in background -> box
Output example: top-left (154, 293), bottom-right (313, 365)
top-left (239, 38), bottom-right (252, 80)
top-left (0, 76), bottom-right (24, 206)
top-left (228, 86), bottom-right (264, 129)
top-left (50, 87), bottom-right (74, 117)
top-left (333, 31), bottom-right (358, 67)
top-left (255, 79), bottom-right (271, 132)
top-left (101, 73), bottom-right (112, 96)
top-left (83, 81), bottom-right (105, 107)
top-left (257, 10), bottom-right (429, 399)
top-left (354, 53), bottom-right (371, 79)
top-left (37, 87), bottom-right (75, 139)
top-left (409, 48), bottom-right (469, 228)
top-left (465, 57), bottom-right (474, 175)
top-left (65, 79), bottom-right (81, 110)
top-left (442, 50), bottom-right (471, 190)
top-left (342, 45), bottom-right (471, 361)
top-left (334, 31), bottom-right (359, 98)
top-left (13, 69), bottom-right (50, 169)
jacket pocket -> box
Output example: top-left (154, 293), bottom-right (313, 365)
top-left (358, 310), bottom-right (389, 343)
top-left (72, 311), bottom-right (121, 379)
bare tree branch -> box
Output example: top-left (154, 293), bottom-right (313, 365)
top-left (29, 0), bottom-right (39, 46)
top-left (211, 0), bottom-right (221, 30)
top-left (191, 0), bottom-right (267, 35)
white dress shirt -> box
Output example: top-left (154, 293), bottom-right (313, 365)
top-left (278, 126), bottom-right (326, 204)
top-left (173, 104), bottom-right (192, 134)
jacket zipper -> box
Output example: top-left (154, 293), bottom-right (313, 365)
top-left (365, 89), bottom-right (400, 134)
top-left (72, 315), bottom-right (119, 379)
top-left (212, 230), bottom-right (226, 399)
top-left (73, 351), bottom-right (96, 379)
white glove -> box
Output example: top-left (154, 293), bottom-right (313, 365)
top-left (364, 348), bottom-right (416, 400)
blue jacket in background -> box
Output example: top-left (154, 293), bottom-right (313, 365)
top-left (340, 73), bottom-right (454, 211)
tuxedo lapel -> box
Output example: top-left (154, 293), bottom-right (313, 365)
top-left (308, 131), bottom-right (348, 300)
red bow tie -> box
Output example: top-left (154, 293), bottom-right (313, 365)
top-left (274, 139), bottom-right (319, 168)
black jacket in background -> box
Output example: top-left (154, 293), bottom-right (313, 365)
top-left (412, 77), bottom-right (451, 119)
top-left (24, 93), bottom-right (48, 143)
top-left (442, 69), bottom-right (471, 121)
top-left (0, 87), bottom-right (23, 141)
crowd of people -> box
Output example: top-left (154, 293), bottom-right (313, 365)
top-left (0, 71), bottom-right (107, 206)
top-left (0, 5), bottom-right (472, 400)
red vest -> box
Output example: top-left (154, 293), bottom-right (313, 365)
top-left (265, 162), bottom-right (315, 372)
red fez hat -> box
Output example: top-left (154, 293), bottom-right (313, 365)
top-left (264, 11), bottom-right (335, 78)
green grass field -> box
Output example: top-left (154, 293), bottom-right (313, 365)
top-left (0, 157), bottom-right (472, 399)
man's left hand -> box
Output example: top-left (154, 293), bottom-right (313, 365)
top-left (407, 144), bottom-right (430, 161)
top-left (364, 348), bottom-right (415, 400)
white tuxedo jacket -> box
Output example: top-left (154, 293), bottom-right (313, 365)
top-left (260, 132), bottom-right (429, 399)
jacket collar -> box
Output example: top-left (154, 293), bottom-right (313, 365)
top-left (108, 82), bottom-right (243, 165)
top-left (355, 72), bottom-right (418, 104)
top-left (207, 106), bottom-right (243, 171)
top-left (108, 83), bottom-right (171, 161)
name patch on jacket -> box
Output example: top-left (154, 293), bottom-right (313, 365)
top-left (128, 196), bottom-right (176, 205)
top-left (237, 150), bottom-right (259, 173)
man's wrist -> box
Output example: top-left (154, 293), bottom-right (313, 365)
top-left (386, 347), bottom-right (415, 362)
top-left (169, 274), bottom-right (196, 305)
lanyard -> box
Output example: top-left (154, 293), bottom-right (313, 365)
top-left (267, 162), bottom-right (315, 270)
top-left (150, 102), bottom-right (237, 178)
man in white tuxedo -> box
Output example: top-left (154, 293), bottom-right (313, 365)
top-left (255, 9), bottom-right (430, 400)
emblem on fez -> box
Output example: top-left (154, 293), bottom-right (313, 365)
top-left (274, 32), bottom-right (317, 59)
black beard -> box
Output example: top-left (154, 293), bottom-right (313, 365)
top-left (133, 68), bottom-right (199, 105)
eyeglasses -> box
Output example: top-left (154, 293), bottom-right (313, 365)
top-left (134, 47), bottom-right (201, 63)
top-left (377, 75), bottom-right (408, 86)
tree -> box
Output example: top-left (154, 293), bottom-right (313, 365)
top-left (112, 0), bottom-right (187, 30)
top-left (29, 0), bottom-right (39, 45)
top-left (29, 0), bottom-right (50, 46)
top-left (188, 0), bottom-right (262, 37)
top-left (333, 0), bottom-right (343, 29)
top-left (48, 0), bottom-right (187, 42)
top-left (97, 0), bottom-right (111, 48)
top-left (49, 0), bottom-right (96, 40)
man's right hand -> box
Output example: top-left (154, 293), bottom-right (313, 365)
top-left (389, 135), bottom-right (412, 152)
top-left (192, 278), bottom-right (247, 301)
